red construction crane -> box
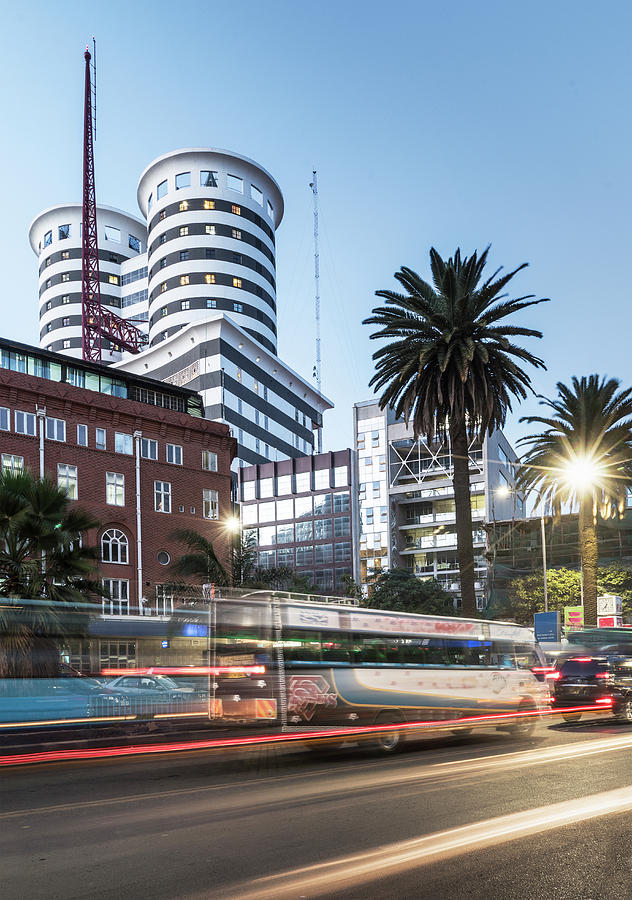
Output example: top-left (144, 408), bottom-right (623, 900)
top-left (81, 45), bottom-right (147, 362)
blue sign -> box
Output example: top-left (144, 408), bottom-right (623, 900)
top-left (161, 640), bottom-right (170, 649)
top-left (182, 623), bottom-right (208, 638)
top-left (534, 611), bottom-right (561, 643)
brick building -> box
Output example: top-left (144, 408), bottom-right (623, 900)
top-left (0, 338), bottom-right (236, 618)
top-left (239, 450), bottom-right (357, 595)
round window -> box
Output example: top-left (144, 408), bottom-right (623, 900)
top-left (157, 551), bottom-right (171, 566)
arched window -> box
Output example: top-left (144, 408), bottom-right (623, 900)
top-left (101, 528), bottom-right (129, 564)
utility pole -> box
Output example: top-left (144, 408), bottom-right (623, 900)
top-left (309, 170), bottom-right (322, 453)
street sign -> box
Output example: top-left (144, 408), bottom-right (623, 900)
top-left (534, 611), bottom-right (561, 643)
top-left (564, 605), bottom-right (584, 630)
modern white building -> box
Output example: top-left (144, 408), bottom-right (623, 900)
top-left (29, 204), bottom-right (148, 361)
top-left (353, 400), bottom-right (524, 608)
top-left (30, 148), bottom-right (332, 467)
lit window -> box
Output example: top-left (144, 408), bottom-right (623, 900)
top-left (205, 225), bottom-right (216, 235)
top-left (205, 273), bottom-right (216, 284)
top-left (46, 279), bottom-right (52, 288)
top-left (129, 234), bottom-right (141, 252)
top-left (233, 302), bottom-right (243, 313)
top-left (175, 172), bottom-right (191, 190)
top-left (157, 179), bottom-right (168, 200)
top-left (253, 380), bottom-right (259, 394)
top-left (160, 234), bottom-right (167, 244)
top-left (201, 170), bottom-right (219, 187)
top-left (203, 200), bottom-right (215, 210)
top-left (154, 480), bottom-right (171, 513)
top-left (141, 438), bottom-right (157, 460)
top-left (251, 184), bottom-right (263, 205)
top-left (203, 488), bottom-right (219, 519)
top-left (179, 226), bottom-right (189, 236)
top-left (109, 274), bottom-right (119, 285)
top-left (206, 298), bottom-right (217, 308)
top-left (61, 273), bottom-right (70, 282)
top-left (45, 257), bottom-right (51, 266)
top-left (101, 528), bottom-right (128, 564)
top-left (232, 229), bottom-right (241, 240)
top-left (180, 300), bottom-right (190, 310)
top-left (57, 463), bottom-right (78, 499)
top-left (115, 432), bottom-right (133, 455)
top-left (62, 317), bottom-right (70, 327)
top-left (233, 277), bottom-right (242, 288)
top-left (63, 340), bottom-right (71, 349)
top-left (161, 307), bottom-right (168, 317)
top-left (46, 301), bottom-right (52, 311)
top-left (166, 444), bottom-right (182, 465)
top-left (77, 424), bottom-right (88, 447)
top-left (47, 324), bottom-right (52, 333)
top-left (0, 408), bottom-right (8, 431)
top-left (160, 210), bottom-right (167, 221)
top-left (58, 224), bottom-right (71, 240)
top-left (161, 282), bottom-right (167, 293)
top-left (61, 251), bottom-right (70, 260)
top-left (179, 200), bottom-right (188, 212)
top-left (106, 472), bottom-right (125, 506)
top-left (231, 204), bottom-right (241, 215)
top-left (202, 450), bottom-right (218, 472)
top-left (160, 258), bottom-right (167, 269)
top-left (62, 295), bottom-right (70, 304)
top-left (104, 226), bottom-right (121, 243)
top-left (44, 230), bottom-right (52, 247)
top-left (2, 454), bottom-right (23, 475)
top-left (227, 174), bottom-right (243, 193)
top-left (179, 275), bottom-right (190, 286)
top-left (236, 368), bottom-right (242, 381)
top-left (45, 416), bottom-right (66, 442)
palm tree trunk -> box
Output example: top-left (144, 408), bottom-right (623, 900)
top-left (449, 416), bottom-right (477, 617)
top-left (579, 496), bottom-right (598, 626)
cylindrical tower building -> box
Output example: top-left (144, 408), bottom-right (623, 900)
top-left (29, 204), bottom-right (147, 361)
top-left (137, 149), bottom-right (283, 354)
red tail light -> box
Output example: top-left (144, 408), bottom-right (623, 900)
top-left (595, 697), bottom-right (614, 705)
top-left (532, 666), bottom-right (556, 674)
top-left (545, 671), bottom-right (561, 680)
top-left (595, 672), bottom-right (611, 680)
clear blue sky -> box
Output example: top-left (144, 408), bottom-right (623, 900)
top-left (2, 0), bottom-right (631, 452)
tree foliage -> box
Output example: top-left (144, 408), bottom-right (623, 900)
top-left (364, 247), bottom-right (547, 615)
top-left (0, 470), bottom-right (102, 677)
top-left (169, 528), bottom-right (228, 590)
top-left (363, 569), bottom-right (459, 616)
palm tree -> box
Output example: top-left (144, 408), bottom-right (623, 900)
top-left (169, 528), bottom-right (228, 594)
top-left (0, 469), bottom-right (102, 677)
top-left (518, 375), bottom-right (632, 626)
top-left (364, 247), bottom-right (548, 616)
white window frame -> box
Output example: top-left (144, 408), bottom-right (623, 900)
top-left (155, 480), bottom-right (171, 513)
top-left (115, 432), bottom-right (133, 455)
top-left (77, 424), bottom-right (88, 447)
top-left (45, 416), bottom-right (66, 442)
top-left (15, 410), bottom-right (36, 437)
top-left (166, 444), bottom-right (182, 466)
top-left (202, 450), bottom-right (218, 472)
top-left (2, 454), bottom-right (23, 475)
top-left (57, 463), bottom-right (78, 500)
top-left (101, 528), bottom-right (129, 565)
top-left (203, 488), bottom-right (219, 520)
top-left (106, 472), bottom-right (125, 507)
top-left (102, 578), bottom-right (130, 616)
top-left (141, 438), bottom-right (158, 460)
top-left (96, 427), bottom-right (107, 451)
top-left (0, 407), bottom-right (9, 431)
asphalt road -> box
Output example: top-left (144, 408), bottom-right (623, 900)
top-left (2, 718), bottom-right (632, 900)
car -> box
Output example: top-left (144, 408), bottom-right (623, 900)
top-left (0, 675), bottom-right (130, 725)
top-left (105, 674), bottom-right (208, 709)
top-left (550, 655), bottom-right (632, 723)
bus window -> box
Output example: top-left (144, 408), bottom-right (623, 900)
top-left (514, 644), bottom-right (537, 669)
top-left (283, 629), bottom-right (321, 663)
top-left (357, 640), bottom-right (387, 665)
top-left (444, 640), bottom-right (468, 666)
top-left (491, 641), bottom-right (516, 668)
top-left (465, 640), bottom-right (493, 667)
top-left (322, 634), bottom-right (352, 664)
top-left (401, 639), bottom-right (445, 666)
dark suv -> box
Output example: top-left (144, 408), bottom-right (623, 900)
top-left (551, 656), bottom-right (632, 723)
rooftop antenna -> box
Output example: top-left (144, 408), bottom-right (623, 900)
top-left (80, 40), bottom-right (147, 362)
top-left (310, 170), bottom-right (322, 453)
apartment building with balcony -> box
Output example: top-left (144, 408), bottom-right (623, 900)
top-left (353, 400), bottom-right (524, 608)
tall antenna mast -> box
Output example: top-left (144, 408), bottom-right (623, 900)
top-left (81, 43), bottom-right (103, 362)
top-left (310, 170), bottom-right (322, 453)
top-left (80, 42), bottom-right (147, 362)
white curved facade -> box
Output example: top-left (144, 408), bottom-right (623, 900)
top-left (29, 204), bottom-right (147, 362)
top-left (137, 149), bottom-right (283, 355)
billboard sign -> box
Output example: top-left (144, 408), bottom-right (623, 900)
top-left (597, 616), bottom-right (624, 628)
top-left (564, 606), bottom-right (584, 630)
top-left (534, 611), bottom-right (561, 643)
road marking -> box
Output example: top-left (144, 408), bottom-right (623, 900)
top-left (3, 732), bottom-right (632, 823)
top-left (220, 785), bottom-right (632, 899)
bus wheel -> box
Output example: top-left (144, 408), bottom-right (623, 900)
top-left (618, 700), bottom-right (632, 724)
top-left (373, 712), bottom-right (403, 753)
top-left (509, 705), bottom-right (537, 737)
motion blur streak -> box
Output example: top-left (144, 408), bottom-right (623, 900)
top-left (100, 666), bottom-right (266, 676)
top-left (221, 786), bottom-right (632, 900)
top-left (0, 708), bottom-right (628, 770)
